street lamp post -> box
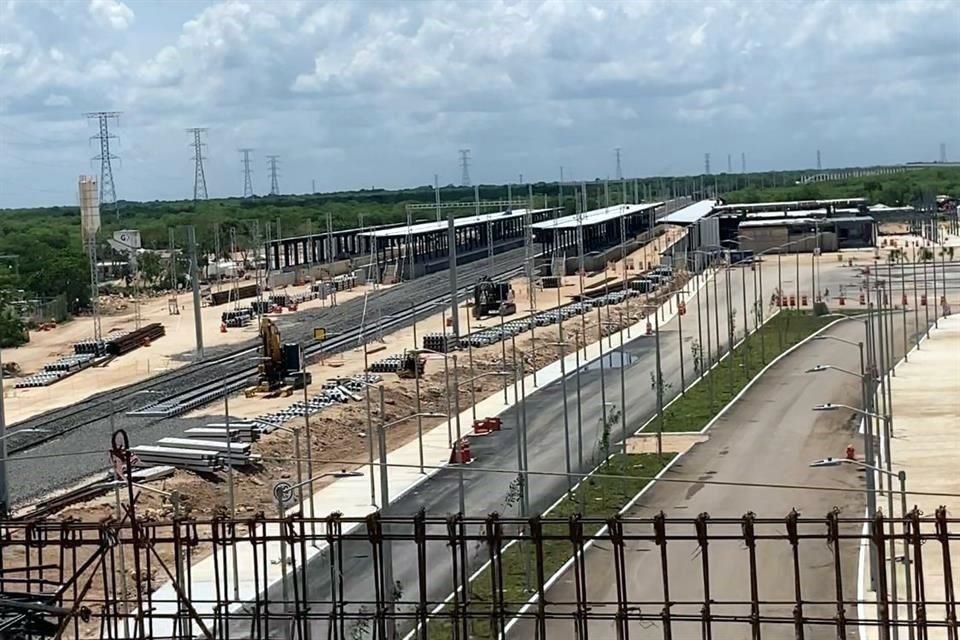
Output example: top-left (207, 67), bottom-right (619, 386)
top-left (812, 403), bottom-right (907, 638)
top-left (810, 455), bottom-right (914, 640)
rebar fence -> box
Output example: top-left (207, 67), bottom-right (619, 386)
top-left (1, 505), bottom-right (957, 639)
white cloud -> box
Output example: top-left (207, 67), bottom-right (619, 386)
top-left (89, 0), bottom-right (134, 31)
top-left (0, 0), bottom-right (956, 207)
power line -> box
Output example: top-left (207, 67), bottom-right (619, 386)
top-left (187, 127), bottom-right (208, 200)
top-left (458, 148), bottom-right (471, 187)
top-left (239, 148), bottom-right (254, 197)
top-left (266, 155), bottom-right (280, 195)
top-left (84, 111), bottom-right (120, 220)
top-left (615, 147), bottom-right (622, 180)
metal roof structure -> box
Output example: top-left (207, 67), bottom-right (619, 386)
top-left (530, 202), bottom-right (663, 231)
top-left (659, 199), bottom-right (717, 224)
top-left (739, 218), bottom-right (818, 228)
top-left (358, 208), bottom-right (556, 239)
top-left (713, 198), bottom-right (868, 213)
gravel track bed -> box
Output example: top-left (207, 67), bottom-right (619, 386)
top-left (9, 248), bottom-right (527, 504)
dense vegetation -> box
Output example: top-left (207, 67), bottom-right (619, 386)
top-left (0, 167), bottom-right (956, 347)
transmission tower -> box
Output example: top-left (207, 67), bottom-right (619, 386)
top-left (187, 128), bottom-right (208, 200)
top-left (85, 111), bottom-right (121, 220)
top-left (704, 152), bottom-right (711, 175)
top-left (940, 143), bottom-right (947, 163)
top-left (741, 152), bottom-right (746, 173)
top-left (459, 149), bottom-right (471, 186)
top-left (239, 148), bottom-right (254, 197)
top-left (266, 155), bottom-right (280, 195)
top-left (615, 147), bottom-right (623, 180)
top-left (816, 149), bottom-right (822, 170)
top-left (727, 154), bottom-right (732, 173)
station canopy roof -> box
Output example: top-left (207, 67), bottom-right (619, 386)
top-left (530, 202), bottom-right (663, 231)
top-left (659, 199), bottom-right (717, 224)
top-left (713, 198), bottom-right (868, 212)
top-left (358, 208), bottom-right (556, 239)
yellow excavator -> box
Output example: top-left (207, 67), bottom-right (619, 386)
top-left (245, 317), bottom-right (308, 396)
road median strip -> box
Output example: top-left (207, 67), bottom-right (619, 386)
top-left (417, 452), bottom-right (673, 638)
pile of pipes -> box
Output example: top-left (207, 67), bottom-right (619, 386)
top-left (253, 374), bottom-right (378, 428)
top-left (72, 323), bottom-right (165, 357)
top-left (105, 323), bottom-right (165, 355)
top-left (421, 333), bottom-right (459, 353)
top-left (15, 353), bottom-right (98, 388)
top-left (221, 308), bottom-right (254, 328)
top-left (185, 422), bottom-right (260, 443)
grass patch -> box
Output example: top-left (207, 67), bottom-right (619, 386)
top-left (655, 310), bottom-right (837, 433)
top-left (424, 453), bottom-right (672, 638)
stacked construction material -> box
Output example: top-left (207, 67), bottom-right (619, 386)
top-left (210, 283), bottom-right (259, 306)
top-left (15, 353), bottom-right (97, 388)
top-left (200, 422), bottom-right (261, 443)
top-left (130, 445), bottom-right (222, 473)
top-left (253, 374), bottom-right (378, 430)
top-left (221, 308), bottom-right (253, 327)
top-left (105, 323), bottom-right (165, 356)
top-left (422, 332), bottom-right (459, 353)
top-left (156, 438), bottom-right (259, 468)
top-left (367, 355), bottom-right (406, 373)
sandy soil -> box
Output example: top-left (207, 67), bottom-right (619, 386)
top-left (1, 279), bottom-right (385, 423)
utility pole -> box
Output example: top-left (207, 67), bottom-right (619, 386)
top-left (816, 149), bottom-right (822, 171)
top-left (434, 174), bottom-right (441, 222)
top-left (85, 111), bottom-right (121, 220)
top-left (187, 128), bottom-right (208, 200)
top-left (741, 151), bottom-right (747, 174)
top-left (266, 155), bottom-right (280, 195)
top-left (615, 147), bottom-right (623, 180)
top-left (240, 148), bottom-right (254, 197)
top-left (940, 142), bottom-right (947, 163)
top-left (187, 226), bottom-right (204, 360)
top-left (459, 149), bottom-right (471, 187)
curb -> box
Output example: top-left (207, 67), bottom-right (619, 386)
top-left (500, 311), bottom-right (861, 638)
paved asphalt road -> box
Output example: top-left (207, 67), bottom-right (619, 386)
top-left (512, 280), bottom-right (927, 639)
top-left (512, 320), bottom-right (871, 639)
top-left (230, 256), bottom-right (878, 639)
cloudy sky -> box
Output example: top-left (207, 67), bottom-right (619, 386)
top-left (0, 0), bottom-right (957, 208)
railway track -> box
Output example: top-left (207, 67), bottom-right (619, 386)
top-left (7, 247), bottom-right (529, 456)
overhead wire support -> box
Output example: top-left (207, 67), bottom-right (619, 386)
top-left (266, 155), bottom-right (280, 196)
top-left (85, 111), bottom-right (121, 220)
top-left (459, 149), bottom-right (471, 187)
top-left (239, 148), bottom-right (255, 197)
top-left (187, 127), bottom-right (208, 200)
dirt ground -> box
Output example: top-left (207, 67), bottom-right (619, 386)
top-left (1, 279), bottom-right (385, 423)
top-left (9, 230), bottom-right (692, 637)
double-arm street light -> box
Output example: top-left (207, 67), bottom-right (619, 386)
top-left (812, 402), bottom-right (907, 639)
top-left (810, 454), bottom-right (915, 640)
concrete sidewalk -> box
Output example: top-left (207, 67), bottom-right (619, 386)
top-left (859, 312), bottom-right (960, 639)
top-left (146, 269), bottom-right (715, 635)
